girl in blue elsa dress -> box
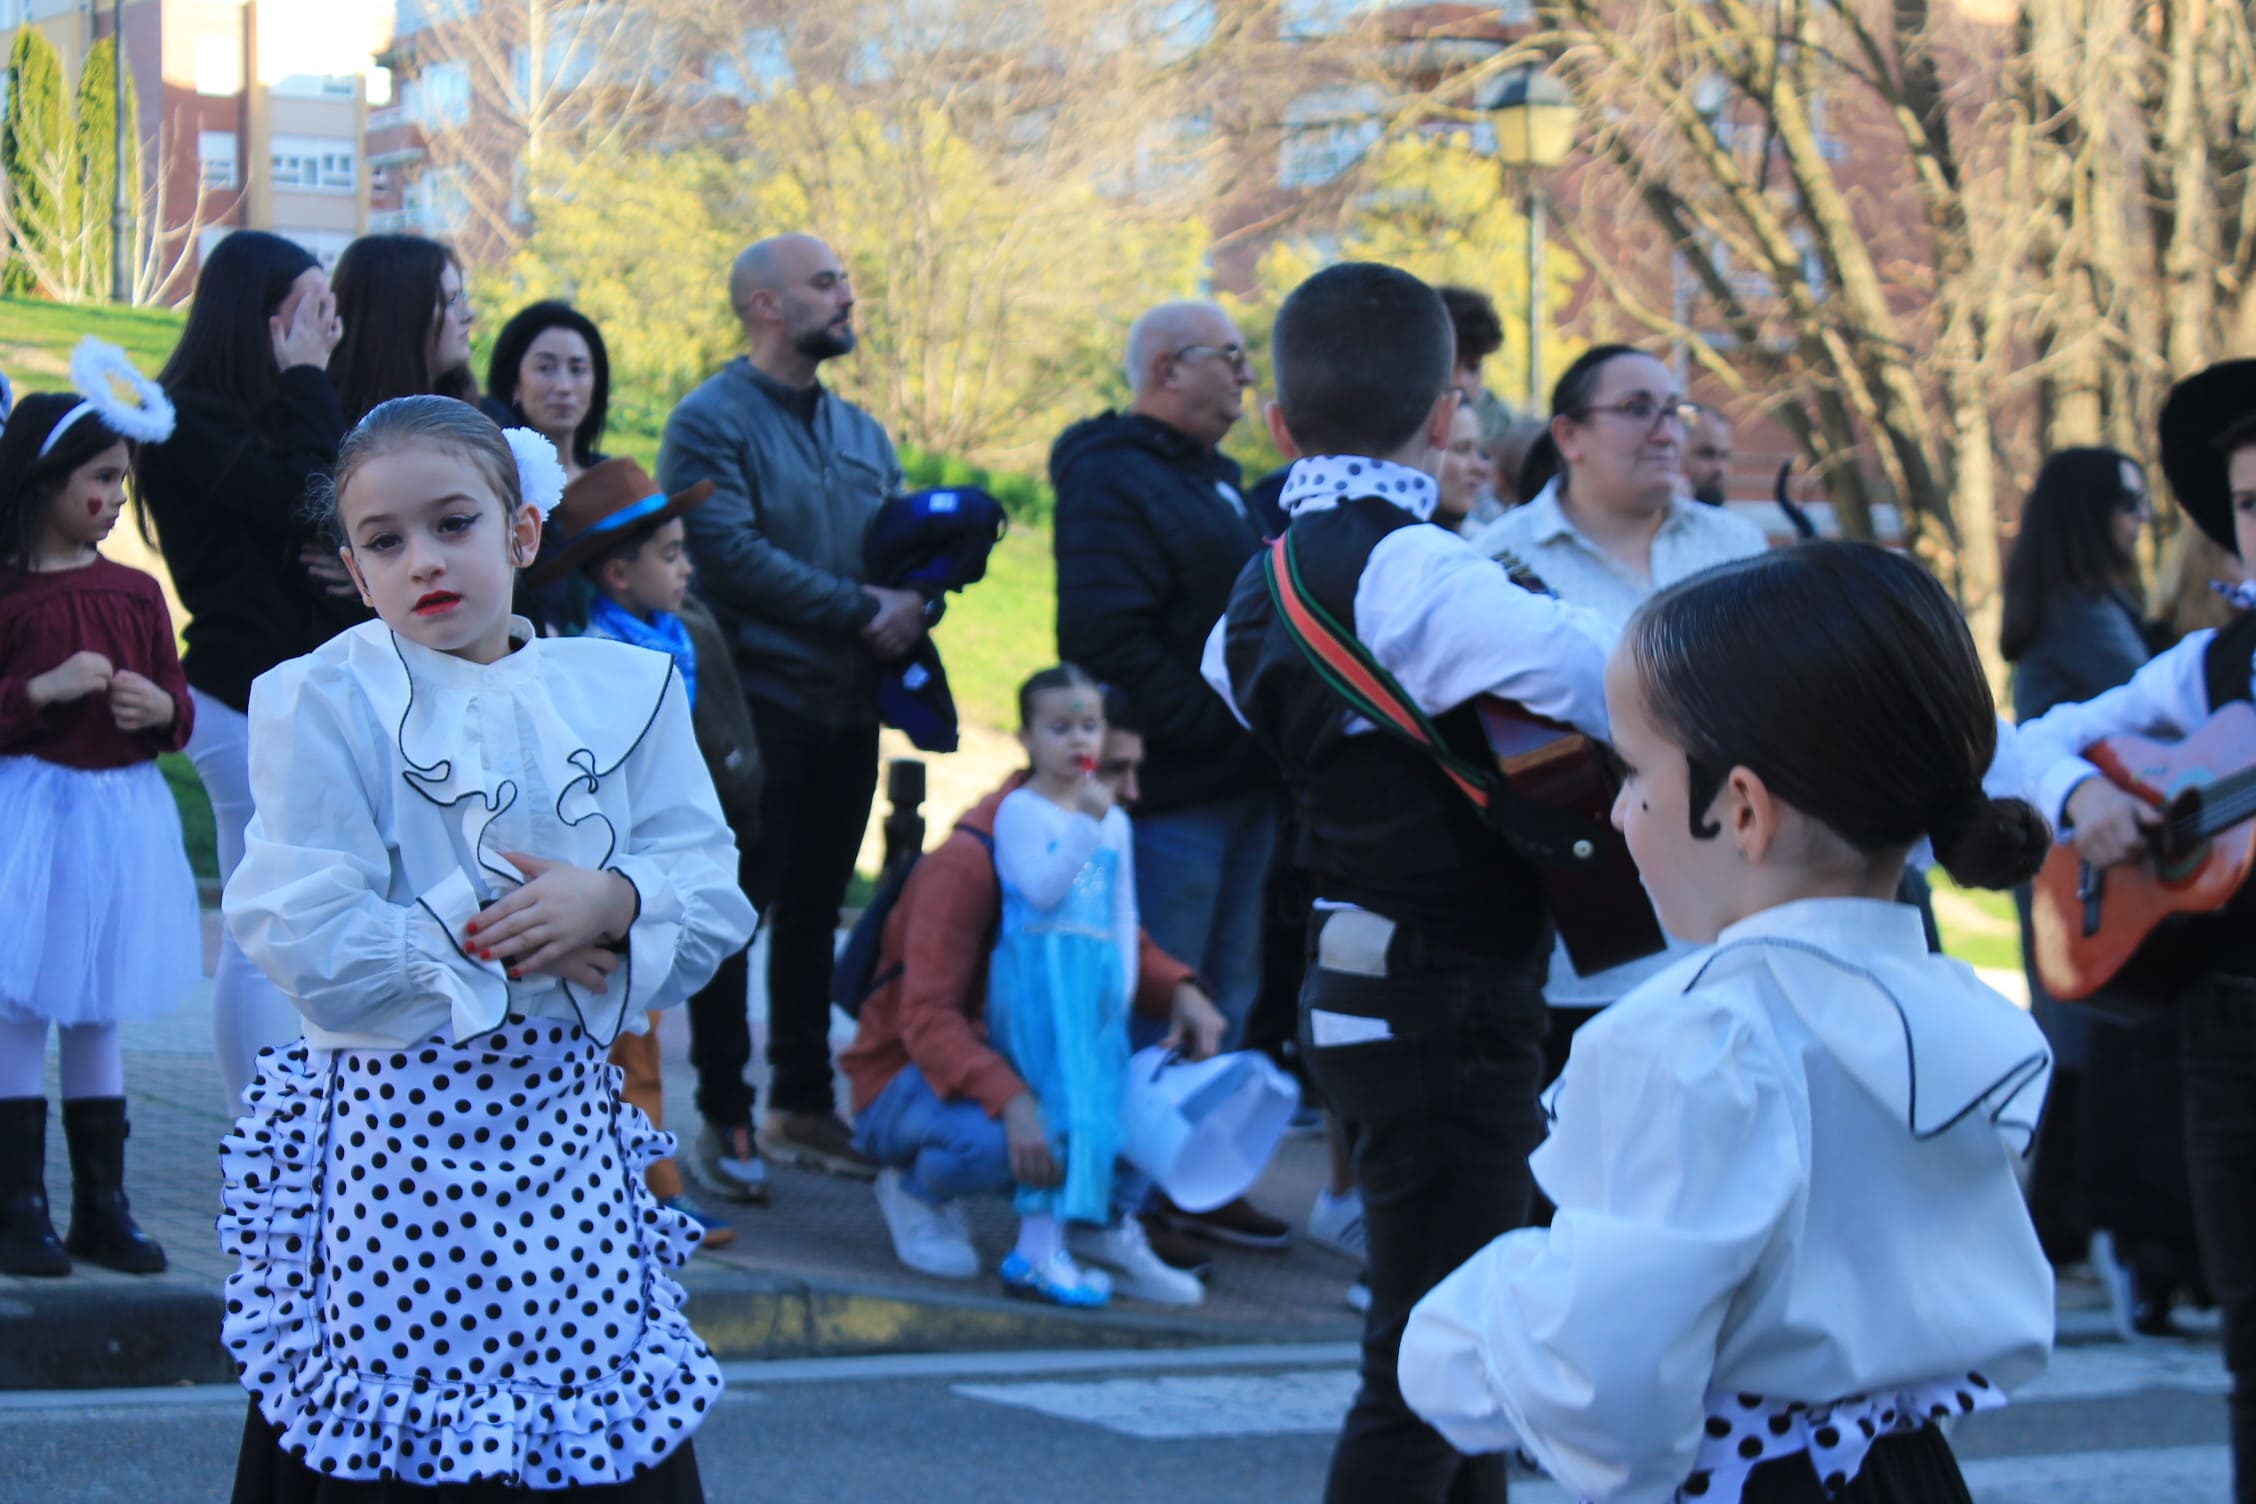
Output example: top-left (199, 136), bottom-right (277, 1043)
top-left (987, 664), bottom-right (1139, 1308)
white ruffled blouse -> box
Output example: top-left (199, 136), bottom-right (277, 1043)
top-left (1401, 898), bottom-right (2055, 1503)
top-left (223, 618), bottom-right (756, 1051)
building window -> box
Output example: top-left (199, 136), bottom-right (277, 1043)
top-left (281, 229), bottom-right (356, 268)
top-left (198, 130), bottom-right (239, 190)
top-left (271, 136), bottom-right (358, 194)
top-left (1279, 87), bottom-right (1383, 189)
top-left (407, 60), bottom-right (471, 129)
top-left (405, 165), bottom-right (471, 234)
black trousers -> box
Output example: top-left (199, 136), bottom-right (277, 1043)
top-left (1300, 912), bottom-right (1549, 1504)
top-left (1739, 1425), bottom-right (1972, 1504)
top-left (2181, 976), bottom-right (2256, 1504)
top-left (688, 699), bottom-right (878, 1126)
top-left (232, 1403), bottom-right (704, 1501)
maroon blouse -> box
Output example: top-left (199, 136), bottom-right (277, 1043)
top-left (0, 557), bottom-right (195, 770)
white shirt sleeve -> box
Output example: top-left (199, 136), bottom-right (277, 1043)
top-left (1200, 613), bottom-right (1252, 730)
top-left (600, 671), bottom-right (758, 1017)
top-left (1401, 993), bottom-right (1801, 1503)
top-left (993, 787), bottom-right (1105, 912)
top-left (223, 666), bottom-right (511, 1039)
top-left (1357, 526), bottom-right (1613, 742)
top-left (1110, 807), bottom-right (1139, 1002)
top-left (2013, 632), bottom-right (2214, 827)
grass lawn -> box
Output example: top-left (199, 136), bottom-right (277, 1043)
top-left (1927, 869), bottom-right (2025, 974)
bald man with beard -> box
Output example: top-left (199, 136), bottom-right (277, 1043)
top-left (660, 234), bottom-right (923, 1202)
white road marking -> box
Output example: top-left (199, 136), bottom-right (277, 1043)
top-left (955, 1370), bottom-right (1360, 1439)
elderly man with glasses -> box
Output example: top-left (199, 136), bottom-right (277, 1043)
top-left (1048, 301), bottom-right (1292, 1254)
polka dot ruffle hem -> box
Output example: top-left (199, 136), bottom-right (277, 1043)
top-left (216, 1022), bottom-right (723, 1490)
top-left (1678, 1375), bottom-right (2006, 1501)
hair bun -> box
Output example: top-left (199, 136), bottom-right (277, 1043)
top-left (1934, 795), bottom-right (2051, 891)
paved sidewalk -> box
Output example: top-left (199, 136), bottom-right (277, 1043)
top-left (2, 914), bottom-right (1364, 1389)
top-left (3, 911), bottom-right (2112, 1391)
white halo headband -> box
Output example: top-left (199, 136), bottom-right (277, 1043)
top-left (38, 338), bottom-right (176, 458)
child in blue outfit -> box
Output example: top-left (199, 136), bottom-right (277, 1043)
top-left (987, 664), bottom-right (1139, 1308)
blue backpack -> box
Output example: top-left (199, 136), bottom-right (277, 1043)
top-left (830, 828), bottom-right (996, 1018)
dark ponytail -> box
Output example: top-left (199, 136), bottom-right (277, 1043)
top-left (1626, 541), bottom-right (2050, 891)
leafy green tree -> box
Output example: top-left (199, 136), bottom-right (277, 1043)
top-left (69, 37), bottom-right (140, 300)
top-left (2, 26), bottom-right (68, 296)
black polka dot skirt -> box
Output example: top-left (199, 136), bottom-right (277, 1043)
top-left (217, 1020), bottom-right (723, 1491)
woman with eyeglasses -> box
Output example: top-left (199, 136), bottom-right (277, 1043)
top-left (325, 234), bottom-right (478, 428)
top-left (1468, 346), bottom-right (1771, 637)
top-left (2000, 446), bottom-right (2208, 1341)
top-left (1463, 347), bottom-right (1772, 1148)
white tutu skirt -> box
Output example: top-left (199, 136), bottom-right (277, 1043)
top-left (0, 755), bottom-right (201, 1025)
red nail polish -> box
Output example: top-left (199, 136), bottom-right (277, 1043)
top-left (465, 920), bottom-right (479, 936)
top-left (508, 969), bottom-right (522, 981)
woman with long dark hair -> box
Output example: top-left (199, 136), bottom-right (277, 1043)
top-left (326, 234), bottom-right (477, 426)
top-left (137, 230), bottom-right (354, 1110)
top-left (2000, 445), bottom-right (2204, 1337)
top-left (484, 300), bottom-right (610, 482)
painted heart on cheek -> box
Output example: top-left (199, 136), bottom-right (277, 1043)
top-left (85, 499), bottom-right (102, 516)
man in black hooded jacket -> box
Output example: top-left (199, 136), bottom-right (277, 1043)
top-left (1048, 300), bottom-right (1288, 1250)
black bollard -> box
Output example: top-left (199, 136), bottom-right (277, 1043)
top-left (882, 758), bottom-right (927, 872)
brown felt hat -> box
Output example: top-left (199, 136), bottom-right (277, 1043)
top-left (528, 457), bottom-right (712, 586)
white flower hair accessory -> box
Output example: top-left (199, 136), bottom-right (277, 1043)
top-left (39, 337), bottom-right (176, 457)
top-left (503, 426), bottom-right (568, 518)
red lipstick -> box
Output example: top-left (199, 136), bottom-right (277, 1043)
top-left (1074, 754), bottom-right (1097, 774)
top-left (412, 591), bottom-right (463, 617)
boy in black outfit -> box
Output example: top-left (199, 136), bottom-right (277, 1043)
top-left (1201, 263), bottom-right (1610, 1504)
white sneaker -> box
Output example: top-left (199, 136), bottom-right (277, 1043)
top-left (1307, 1188), bottom-right (1367, 1263)
top-left (873, 1169), bottom-right (980, 1280)
top-left (1068, 1218), bottom-right (1205, 1307)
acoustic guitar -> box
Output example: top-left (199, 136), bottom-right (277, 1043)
top-left (2029, 700), bottom-right (2256, 1000)
top-left (1479, 699), bottom-right (1667, 978)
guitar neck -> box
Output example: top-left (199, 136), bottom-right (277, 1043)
top-left (2179, 765), bottom-right (2256, 844)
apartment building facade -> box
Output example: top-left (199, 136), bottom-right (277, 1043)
top-left (4, 0), bottom-right (373, 277)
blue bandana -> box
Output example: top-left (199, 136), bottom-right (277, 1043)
top-left (587, 596), bottom-right (697, 708)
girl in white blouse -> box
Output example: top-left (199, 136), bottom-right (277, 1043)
top-left (1403, 543), bottom-right (2056, 1504)
top-left (217, 397), bottom-right (755, 1500)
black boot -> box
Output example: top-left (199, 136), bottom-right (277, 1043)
top-left (0, 1097), bottom-right (70, 1277)
top-left (61, 1097), bottom-right (165, 1274)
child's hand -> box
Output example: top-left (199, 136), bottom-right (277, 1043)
top-left (1161, 981), bottom-right (1228, 1062)
top-left (468, 853), bottom-right (639, 977)
top-left (519, 945), bottom-right (622, 993)
top-left (2064, 777), bottom-right (2161, 869)
top-left (107, 669), bottom-right (177, 732)
top-left (1071, 771), bottom-right (1116, 821)
top-left (1002, 1091), bottom-right (1061, 1189)
top-left (27, 651), bottom-right (113, 708)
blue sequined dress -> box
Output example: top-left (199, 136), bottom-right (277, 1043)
top-left (986, 790), bottom-right (1134, 1224)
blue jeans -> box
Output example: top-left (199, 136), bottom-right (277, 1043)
top-left (852, 1063), bottom-right (1152, 1220)
top-left (851, 1064), bottom-right (1012, 1206)
top-left (1133, 792), bottom-right (1278, 1049)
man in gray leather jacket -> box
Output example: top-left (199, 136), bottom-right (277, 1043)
top-left (660, 233), bottom-right (925, 1202)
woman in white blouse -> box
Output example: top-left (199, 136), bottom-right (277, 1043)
top-left (217, 397), bottom-right (755, 1500)
top-left (1403, 543), bottom-right (2056, 1504)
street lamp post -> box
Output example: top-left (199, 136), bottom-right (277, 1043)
top-left (1482, 65), bottom-right (1576, 409)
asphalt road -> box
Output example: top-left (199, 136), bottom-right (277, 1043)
top-left (0, 1339), bottom-right (2229, 1503)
